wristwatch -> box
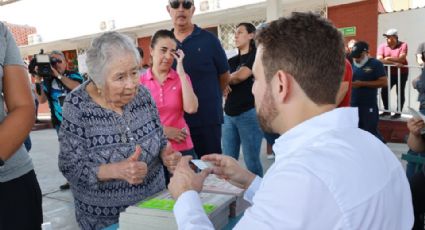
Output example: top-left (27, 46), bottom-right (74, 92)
top-left (57, 74), bottom-right (63, 80)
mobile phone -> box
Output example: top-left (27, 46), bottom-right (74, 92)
top-left (190, 159), bottom-right (213, 170)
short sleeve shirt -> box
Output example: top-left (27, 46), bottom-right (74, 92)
top-left (417, 42), bottom-right (425, 63)
top-left (377, 41), bottom-right (408, 75)
top-left (224, 49), bottom-right (256, 116)
top-left (140, 68), bottom-right (194, 151)
top-left (173, 25), bottom-right (229, 127)
top-left (0, 22), bottom-right (33, 182)
top-left (351, 58), bottom-right (386, 107)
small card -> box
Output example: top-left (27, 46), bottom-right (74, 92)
top-left (191, 160), bottom-right (213, 170)
top-left (409, 107), bottom-right (425, 121)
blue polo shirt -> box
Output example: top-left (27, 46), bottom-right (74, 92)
top-left (173, 25), bottom-right (229, 127)
top-left (351, 58), bottom-right (386, 107)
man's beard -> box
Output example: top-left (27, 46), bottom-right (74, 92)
top-left (257, 86), bottom-right (279, 133)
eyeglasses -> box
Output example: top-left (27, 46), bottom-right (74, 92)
top-left (169, 0), bottom-right (193, 9)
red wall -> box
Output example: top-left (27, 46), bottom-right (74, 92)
top-left (4, 22), bottom-right (37, 46)
top-left (328, 0), bottom-right (379, 56)
top-left (137, 37), bottom-right (152, 67)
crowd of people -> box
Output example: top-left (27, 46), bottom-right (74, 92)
top-left (2, 0), bottom-right (425, 229)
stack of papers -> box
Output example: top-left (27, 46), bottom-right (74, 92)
top-left (119, 190), bottom-right (235, 230)
top-left (202, 175), bottom-right (251, 217)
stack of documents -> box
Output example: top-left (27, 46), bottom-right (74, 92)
top-left (202, 174), bottom-right (251, 217)
top-left (119, 190), bottom-right (235, 230)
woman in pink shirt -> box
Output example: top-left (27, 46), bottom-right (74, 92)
top-left (140, 29), bottom-right (198, 159)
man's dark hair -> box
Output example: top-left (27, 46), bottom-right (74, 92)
top-left (256, 12), bottom-right (345, 105)
top-left (151, 29), bottom-right (176, 48)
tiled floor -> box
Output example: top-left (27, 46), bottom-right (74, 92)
top-left (29, 128), bottom-right (408, 230)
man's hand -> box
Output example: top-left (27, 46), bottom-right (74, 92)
top-left (168, 156), bottom-right (211, 200)
top-left (164, 127), bottom-right (187, 143)
top-left (161, 142), bottom-right (182, 173)
top-left (51, 66), bottom-right (62, 79)
top-left (395, 63), bottom-right (404, 68)
top-left (351, 81), bottom-right (363, 88)
top-left (407, 117), bottom-right (425, 136)
top-left (223, 85), bottom-right (232, 99)
top-left (201, 154), bottom-right (256, 189)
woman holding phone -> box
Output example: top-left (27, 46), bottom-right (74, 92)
top-left (140, 29), bottom-right (198, 159)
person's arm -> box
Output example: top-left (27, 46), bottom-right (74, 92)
top-left (58, 76), bottom-right (81, 90)
top-left (233, 165), bottom-right (341, 229)
top-left (163, 126), bottom-right (187, 143)
top-left (97, 145), bottom-right (148, 184)
top-left (210, 35), bottom-right (230, 92)
top-left (160, 142), bottom-right (182, 173)
top-left (219, 71), bottom-right (230, 92)
top-left (0, 65), bottom-right (35, 160)
top-left (377, 44), bottom-right (385, 62)
top-left (229, 67), bottom-right (252, 85)
top-left (172, 157), bottom-right (342, 229)
top-left (174, 50), bottom-right (198, 114)
top-left (417, 44), bottom-right (424, 66)
top-left (382, 43), bottom-right (408, 66)
top-left (407, 118), bottom-right (425, 153)
top-left (229, 51), bottom-right (256, 85)
top-left (417, 54), bottom-right (424, 66)
top-left (51, 68), bottom-right (81, 90)
top-left (416, 69), bottom-right (425, 93)
top-left (34, 76), bottom-right (48, 104)
top-left (352, 76), bottom-right (387, 88)
top-left (384, 53), bottom-right (407, 65)
top-left (336, 81), bottom-right (349, 105)
top-left (169, 156), bottom-right (214, 230)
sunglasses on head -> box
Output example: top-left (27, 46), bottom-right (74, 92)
top-left (169, 0), bottom-right (193, 9)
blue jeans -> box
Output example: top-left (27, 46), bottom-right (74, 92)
top-left (222, 108), bottom-right (263, 177)
top-left (406, 149), bottom-right (422, 180)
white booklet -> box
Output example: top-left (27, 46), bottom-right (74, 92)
top-left (408, 107), bottom-right (425, 134)
top-left (408, 107), bottom-right (425, 121)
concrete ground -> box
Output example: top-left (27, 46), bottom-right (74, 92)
top-left (29, 128), bottom-right (409, 230)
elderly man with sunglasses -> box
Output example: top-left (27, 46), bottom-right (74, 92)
top-left (34, 50), bottom-right (83, 190)
top-left (167, 0), bottom-right (231, 158)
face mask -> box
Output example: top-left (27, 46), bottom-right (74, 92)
top-left (353, 56), bottom-right (369, 68)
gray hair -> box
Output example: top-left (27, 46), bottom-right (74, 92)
top-left (50, 50), bottom-right (65, 59)
top-left (86, 31), bottom-right (140, 87)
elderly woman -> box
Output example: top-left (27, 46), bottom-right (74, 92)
top-left (58, 31), bottom-right (181, 229)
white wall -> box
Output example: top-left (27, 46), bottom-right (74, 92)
top-left (378, 8), bottom-right (425, 112)
top-left (378, 7), bottom-right (425, 68)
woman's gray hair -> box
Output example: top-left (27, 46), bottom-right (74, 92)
top-left (50, 50), bottom-right (65, 59)
top-left (86, 31), bottom-right (140, 87)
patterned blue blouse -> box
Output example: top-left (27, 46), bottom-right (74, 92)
top-left (58, 81), bottom-right (167, 230)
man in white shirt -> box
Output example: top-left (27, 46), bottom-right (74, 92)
top-left (168, 12), bottom-right (414, 230)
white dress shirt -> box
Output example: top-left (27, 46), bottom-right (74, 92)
top-left (174, 108), bottom-right (413, 230)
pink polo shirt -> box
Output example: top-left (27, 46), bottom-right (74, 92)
top-left (377, 41), bottom-right (408, 75)
top-left (140, 68), bottom-right (194, 151)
